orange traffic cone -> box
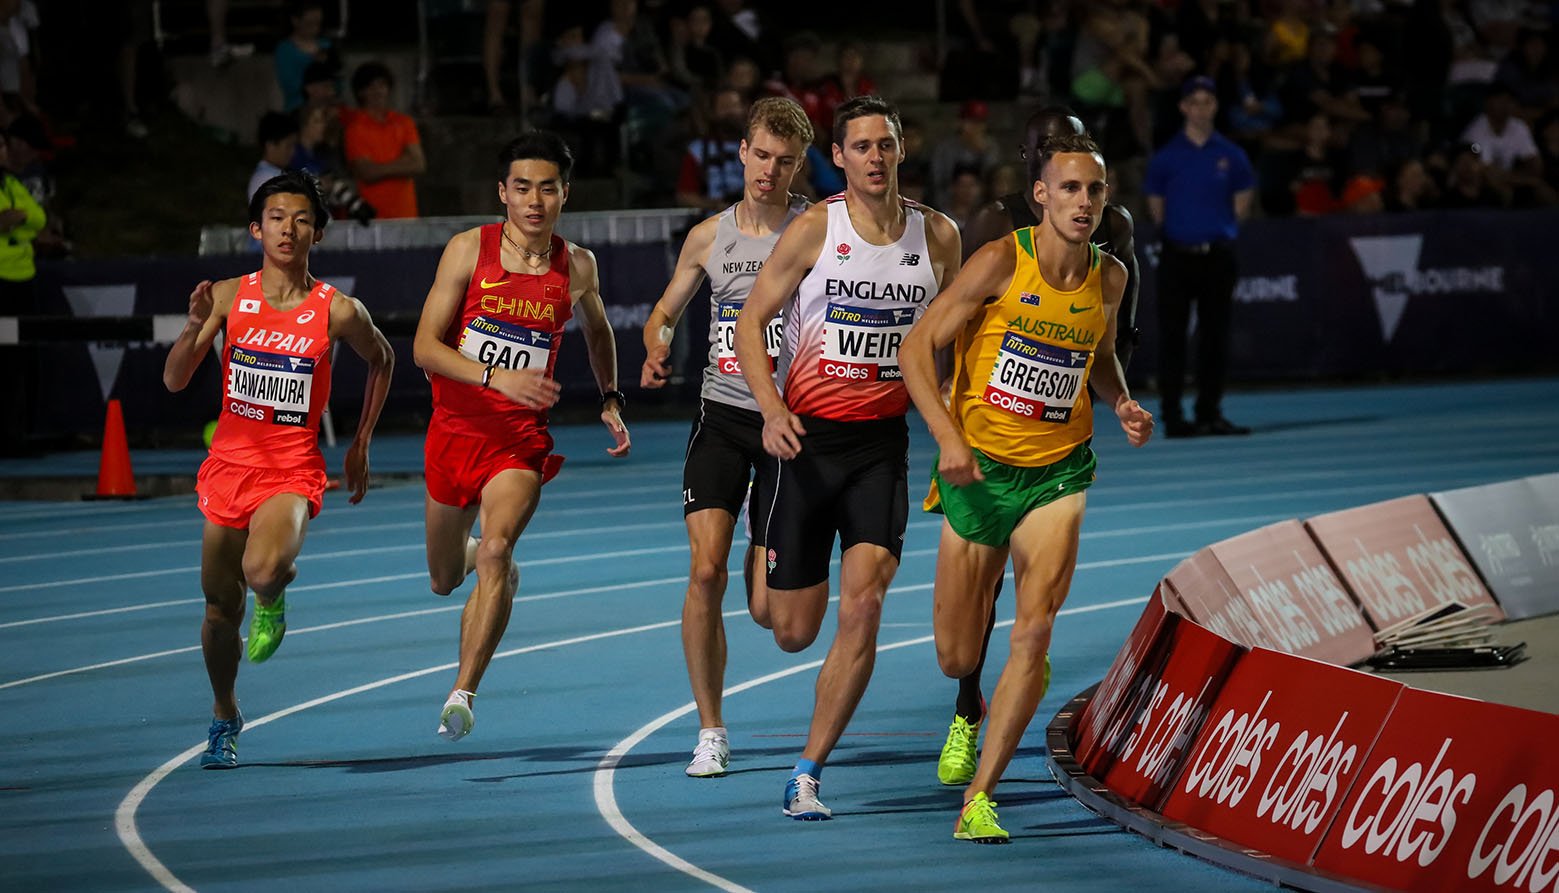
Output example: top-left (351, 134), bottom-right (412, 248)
top-left (91, 399), bottom-right (137, 498)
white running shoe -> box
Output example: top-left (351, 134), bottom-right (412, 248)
top-left (782, 773), bottom-right (832, 820)
top-left (685, 729), bottom-right (730, 777)
top-left (437, 690), bottom-right (475, 741)
top-left (463, 537), bottom-right (519, 598)
top-left (462, 536), bottom-right (480, 586)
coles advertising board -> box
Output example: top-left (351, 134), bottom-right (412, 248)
top-left (1313, 688), bottom-right (1559, 892)
top-left (1208, 521), bottom-right (1376, 666)
top-left (1072, 588), bottom-right (1175, 769)
top-left (1307, 495), bottom-right (1503, 630)
top-left (1159, 649), bottom-right (1405, 864)
top-left (1082, 617), bottom-right (1244, 810)
top-left (1164, 548), bottom-right (1273, 649)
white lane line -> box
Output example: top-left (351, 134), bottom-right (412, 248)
top-left (4, 422), bottom-right (1546, 541)
top-left (0, 511), bottom-right (1232, 630)
top-left (114, 609), bottom-right (719, 892)
top-left (2, 452), bottom-right (1511, 592)
top-left (592, 594), bottom-right (1151, 890)
top-left (0, 518), bottom-right (682, 566)
top-left (0, 542), bottom-right (689, 595)
top-left (113, 568), bottom-right (1151, 893)
top-left (0, 576), bottom-right (687, 690)
top-left (0, 598), bottom-right (200, 630)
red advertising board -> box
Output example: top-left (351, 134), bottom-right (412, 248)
top-left (1072, 588), bottom-right (1174, 769)
top-left (1083, 617), bottom-right (1244, 810)
top-left (1313, 688), bottom-right (1559, 891)
top-left (1307, 495), bottom-right (1503, 630)
top-left (1159, 649), bottom-right (1405, 864)
top-left (1209, 521), bottom-right (1377, 666)
top-left (1164, 548), bottom-right (1275, 649)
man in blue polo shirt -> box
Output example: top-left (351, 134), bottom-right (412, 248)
top-left (1144, 75), bottom-right (1255, 438)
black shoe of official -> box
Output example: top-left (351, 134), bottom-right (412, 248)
top-left (1196, 417), bottom-right (1251, 436)
top-left (1163, 418), bottom-right (1199, 439)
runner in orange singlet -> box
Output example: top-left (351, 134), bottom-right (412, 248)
top-left (163, 171), bottom-right (395, 769)
top-left (414, 131), bottom-right (630, 741)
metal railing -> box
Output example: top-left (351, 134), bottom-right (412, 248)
top-left (198, 207), bottom-right (700, 255)
top-left (152, 0), bottom-right (350, 48)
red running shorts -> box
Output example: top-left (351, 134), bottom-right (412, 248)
top-left (423, 424), bottom-right (564, 508)
top-left (196, 455), bottom-right (327, 529)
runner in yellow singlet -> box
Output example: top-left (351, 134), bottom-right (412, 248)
top-left (900, 131), bottom-right (1154, 844)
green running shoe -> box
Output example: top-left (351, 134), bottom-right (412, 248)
top-left (937, 714), bottom-right (980, 785)
top-left (246, 593), bottom-right (286, 663)
top-left (954, 792), bottom-right (1010, 844)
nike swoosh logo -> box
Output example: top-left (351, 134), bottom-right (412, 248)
top-left (479, 277), bottom-right (510, 289)
top-left (1069, 303), bottom-right (1095, 314)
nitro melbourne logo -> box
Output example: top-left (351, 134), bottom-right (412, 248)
top-left (1348, 235), bottom-right (1504, 343)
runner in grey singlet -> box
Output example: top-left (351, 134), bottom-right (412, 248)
top-left (698, 196), bottom-right (808, 410)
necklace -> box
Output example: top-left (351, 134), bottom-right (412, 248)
top-left (502, 223), bottom-right (552, 263)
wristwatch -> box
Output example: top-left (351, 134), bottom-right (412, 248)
top-left (600, 389), bottom-right (626, 410)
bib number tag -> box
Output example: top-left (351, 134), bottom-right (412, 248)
top-left (983, 332), bottom-right (1089, 422)
top-left (819, 302), bottom-right (917, 382)
top-left (458, 315), bottom-right (552, 371)
top-left (716, 302), bottom-right (783, 374)
top-left (226, 346), bottom-right (313, 427)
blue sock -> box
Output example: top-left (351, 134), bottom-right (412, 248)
top-left (792, 758), bottom-right (822, 780)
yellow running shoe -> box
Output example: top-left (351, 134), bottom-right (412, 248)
top-left (954, 792), bottom-right (1010, 844)
top-left (937, 714), bottom-right (980, 786)
top-left (246, 593), bottom-right (286, 663)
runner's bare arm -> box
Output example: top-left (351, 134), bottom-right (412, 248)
top-left (412, 228), bottom-right (559, 410)
top-left (571, 244), bottom-right (631, 457)
top-left (163, 277), bottom-right (239, 392)
top-left (900, 238), bottom-right (1016, 486)
top-left (330, 292), bottom-right (395, 503)
top-left (641, 214), bottom-right (716, 388)
top-left (735, 203), bottom-right (824, 458)
top-left (1092, 256), bottom-right (1153, 447)
top-left (924, 208), bottom-right (964, 290)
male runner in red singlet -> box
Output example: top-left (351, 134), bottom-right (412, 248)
top-left (414, 131), bottom-right (630, 741)
top-left (163, 171), bottom-right (395, 769)
top-left (734, 95), bottom-right (963, 820)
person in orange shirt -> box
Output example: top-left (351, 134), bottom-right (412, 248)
top-left (344, 61), bottom-right (425, 218)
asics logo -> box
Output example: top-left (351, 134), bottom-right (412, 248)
top-left (479, 277), bottom-right (511, 289)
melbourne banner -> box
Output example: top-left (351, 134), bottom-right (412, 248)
top-left (19, 242), bottom-right (679, 438)
top-left (13, 208), bottom-right (1559, 439)
top-left (1132, 208), bottom-right (1559, 381)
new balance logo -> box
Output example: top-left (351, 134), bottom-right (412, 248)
top-left (899, 253), bottom-right (921, 266)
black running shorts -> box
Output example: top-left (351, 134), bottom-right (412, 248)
top-left (682, 399), bottom-right (776, 544)
top-left (760, 414), bottom-right (909, 590)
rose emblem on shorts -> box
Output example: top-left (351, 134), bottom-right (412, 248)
top-left (767, 547), bottom-right (778, 571)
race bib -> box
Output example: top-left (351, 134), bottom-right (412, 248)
top-left (458, 315), bottom-right (552, 371)
top-left (226, 346), bottom-right (313, 427)
top-left (819, 302), bottom-right (918, 382)
top-left (983, 332), bottom-right (1089, 422)
top-left (715, 302), bottom-right (783, 374)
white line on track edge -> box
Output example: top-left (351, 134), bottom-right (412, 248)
top-left (590, 594), bottom-right (1150, 891)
